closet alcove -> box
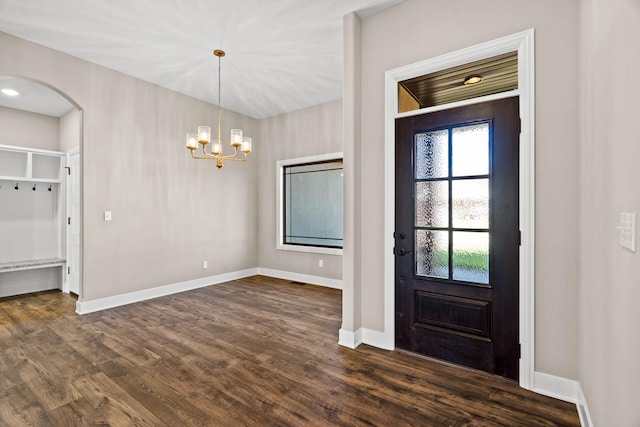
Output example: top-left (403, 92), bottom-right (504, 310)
top-left (0, 147), bottom-right (66, 296)
top-left (0, 76), bottom-right (81, 299)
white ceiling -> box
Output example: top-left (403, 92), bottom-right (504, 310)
top-left (0, 0), bottom-right (404, 119)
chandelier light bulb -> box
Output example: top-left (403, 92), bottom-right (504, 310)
top-left (197, 126), bottom-right (211, 144)
top-left (212, 139), bottom-right (222, 155)
top-left (186, 133), bottom-right (198, 151)
top-left (230, 129), bottom-right (243, 147)
top-left (241, 137), bottom-right (252, 153)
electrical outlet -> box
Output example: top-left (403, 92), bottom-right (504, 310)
top-left (618, 212), bottom-right (637, 252)
top-left (319, 259), bottom-right (323, 268)
top-left (203, 261), bottom-right (208, 269)
top-left (104, 211), bottom-right (112, 221)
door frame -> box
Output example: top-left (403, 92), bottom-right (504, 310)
top-left (383, 29), bottom-right (535, 389)
top-left (65, 148), bottom-right (80, 296)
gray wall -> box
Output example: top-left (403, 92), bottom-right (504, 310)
top-left (0, 32), bottom-right (259, 302)
top-left (0, 105), bottom-right (59, 150)
top-left (59, 108), bottom-right (81, 153)
top-left (579, 0), bottom-right (640, 425)
top-left (258, 100), bottom-right (343, 280)
top-left (348, 0), bottom-right (580, 380)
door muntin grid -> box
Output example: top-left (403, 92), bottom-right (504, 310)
top-left (414, 122), bottom-right (491, 285)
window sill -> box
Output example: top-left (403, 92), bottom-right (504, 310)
top-left (277, 243), bottom-right (343, 256)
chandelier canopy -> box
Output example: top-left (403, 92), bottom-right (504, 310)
top-left (186, 49), bottom-right (251, 169)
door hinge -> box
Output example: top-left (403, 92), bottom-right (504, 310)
top-left (518, 343), bottom-right (522, 359)
top-left (519, 230), bottom-right (522, 246)
top-left (65, 166), bottom-right (71, 175)
top-left (67, 266), bottom-right (71, 275)
top-left (394, 231), bottom-right (406, 240)
top-left (68, 217), bottom-right (71, 225)
top-left (519, 117), bottom-right (522, 134)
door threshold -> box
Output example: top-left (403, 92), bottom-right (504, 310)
top-left (392, 347), bottom-right (518, 385)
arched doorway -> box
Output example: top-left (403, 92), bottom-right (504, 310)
top-left (0, 75), bottom-right (83, 306)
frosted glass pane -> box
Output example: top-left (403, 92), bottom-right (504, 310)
top-left (284, 161), bottom-right (343, 248)
top-left (452, 179), bottom-right (489, 229)
top-left (452, 123), bottom-right (489, 177)
top-left (416, 230), bottom-right (449, 278)
top-left (416, 181), bottom-right (448, 227)
top-left (453, 232), bottom-right (489, 284)
top-left (416, 129), bottom-right (448, 179)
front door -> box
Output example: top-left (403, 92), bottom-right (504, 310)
top-left (394, 97), bottom-right (520, 380)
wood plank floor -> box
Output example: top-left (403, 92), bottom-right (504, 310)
top-left (0, 275), bottom-right (579, 426)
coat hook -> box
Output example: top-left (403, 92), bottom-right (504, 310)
top-left (48, 185), bottom-right (52, 192)
top-left (14, 183), bottom-right (19, 190)
top-left (32, 184), bottom-right (37, 191)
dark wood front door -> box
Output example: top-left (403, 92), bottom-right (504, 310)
top-left (394, 97), bottom-right (520, 380)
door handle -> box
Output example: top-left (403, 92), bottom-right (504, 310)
top-left (394, 247), bottom-right (413, 256)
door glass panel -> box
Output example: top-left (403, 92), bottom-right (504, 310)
top-left (452, 123), bottom-right (489, 177)
top-left (416, 230), bottom-right (449, 278)
top-left (453, 232), bottom-right (489, 284)
top-left (416, 181), bottom-right (449, 227)
top-left (416, 129), bottom-right (448, 179)
top-left (414, 121), bottom-right (491, 285)
top-left (452, 179), bottom-right (489, 229)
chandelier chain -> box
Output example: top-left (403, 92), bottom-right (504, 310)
top-left (218, 53), bottom-right (221, 112)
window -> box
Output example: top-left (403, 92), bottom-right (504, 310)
top-left (277, 153), bottom-right (343, 255)
top-left (415, 122), bottom-right (490, 284)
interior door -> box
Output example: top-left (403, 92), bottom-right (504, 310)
top-left (394, 97), bottom-right (520, 380)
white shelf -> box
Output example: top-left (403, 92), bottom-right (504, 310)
top-left (0, 258), bottom-right (66, 273)
top-left (0, 145), bottom-right (65, 182)
top-left (0, 176), bottom-right (61, 184)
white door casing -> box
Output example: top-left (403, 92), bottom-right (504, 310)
top-left (382, 29), bottom-right (536, 389)
top-left (66, 149), bottom-right (80, 295)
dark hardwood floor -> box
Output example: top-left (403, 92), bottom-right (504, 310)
top-left (0, 275), bottom-right (579, 426)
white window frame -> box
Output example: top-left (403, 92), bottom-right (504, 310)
top-left (276, 152), bottom-right (344, 256)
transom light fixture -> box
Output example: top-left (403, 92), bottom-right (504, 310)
top-left (463, 75), bottom-right (483, 85)
top-left (186, 49), bottom-right (251, 169)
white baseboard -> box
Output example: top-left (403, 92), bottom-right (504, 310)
top-left (257, 267), bottom-right (343, 290)
top-left (338, 327), bottom-right (394, 351)
top-left (76, 267), bottom-right (340, 315)
top-left (362, 328), bottom-right (394, 350)
top-left (533, 371), bottom-right (579, 404)
top-left (338, 327), bottom-right (363, 349)
top-left (577, 383), bottom-right (593, 427)
top-left (76, 268), bottom-right (259, 315)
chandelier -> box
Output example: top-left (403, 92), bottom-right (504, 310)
top-left (186, 49), bottom-right (251, 168)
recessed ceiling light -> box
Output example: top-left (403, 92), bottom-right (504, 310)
top-left (463, 75), bottom-right (483, 85)
top-left (1, 88), bottom-right (20, 97)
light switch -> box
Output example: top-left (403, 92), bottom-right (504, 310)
top-left (104, 211), bottom-right (112, 222)
top-left (618, 212), bottom-right (636, 252)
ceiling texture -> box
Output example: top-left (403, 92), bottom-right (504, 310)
top-left (0, 0), bottom-right (404, 119)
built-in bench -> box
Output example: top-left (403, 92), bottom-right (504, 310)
top-left (0, 258), bottom-right (66, 273)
